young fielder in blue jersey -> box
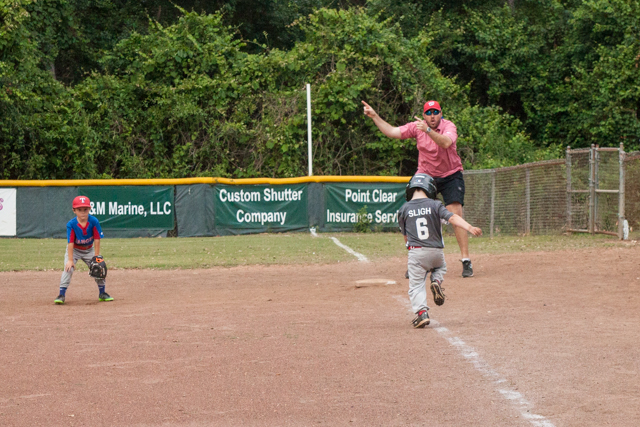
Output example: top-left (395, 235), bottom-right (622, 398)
top-left (398, 174), bottom-right (482, 328)
top-left (54, 196), bottom-right (113, 304)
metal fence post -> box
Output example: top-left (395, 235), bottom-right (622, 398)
top-left (588, 144), bottom-right (596, 234)
top-left (594, 144), bottom-right (600, 230)
top-left (490, 171), bottom-right (496, 238)
top-left (618, 143), bottom-right (626, 239)
top-left (525, 167), bottom-right (531, 235)
top-left (566, 146), bottom-right (572, 231)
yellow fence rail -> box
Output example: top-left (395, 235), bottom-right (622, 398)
top-left (0, 176), bottom-right (412, 187)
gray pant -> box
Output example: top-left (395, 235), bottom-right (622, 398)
top-left (407, 247), bottom-right (447, 313)
top-left (59, 247), bottom-right (105, 289)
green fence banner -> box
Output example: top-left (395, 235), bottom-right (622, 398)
top-left (214, 184), bottom-right (308, 232)
top-left (83, 186), bottom-right (174, 229)
top-left (324, 183), bottom-right (406, 230)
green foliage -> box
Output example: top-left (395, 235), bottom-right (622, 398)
top-left (354, 205), bottom-right (372, 233)
top-left (3, 1), bottom-right (640, 180)
top-left (0, 0), bottom-right (78, 179)
top-left (4, 6), bottom-right (490, 178)
top-left (453, 106), bottom-right (561, 169)
top-left (563, 0), bottom-right (640, 147)
top-left (424, 0), bottom-right (640, 151)
top-left (274, 8), bottom-right (466, 175)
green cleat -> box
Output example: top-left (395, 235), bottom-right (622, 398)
top-left (99, 292), bottom-right (114, 302)
top-left (54, 295), bottom-right (65, 305)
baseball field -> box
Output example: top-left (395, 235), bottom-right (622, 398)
top-left (1, 232), bottom-right (639, 426)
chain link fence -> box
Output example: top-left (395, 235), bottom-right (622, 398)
top-left (455, 145), bottom-right (639, 239)
top-left (462, 160), bottom-right (566, 237)
top-left (625, 151), bottom-right (640, 237)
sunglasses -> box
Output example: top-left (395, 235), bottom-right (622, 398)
top-left (424, 109), bottom-right (441, 116)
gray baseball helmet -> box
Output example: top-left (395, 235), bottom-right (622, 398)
top-left (405, 173), bottom-right (437, 201)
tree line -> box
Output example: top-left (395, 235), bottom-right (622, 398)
top-left (2, 0), bottom-right (639, 179)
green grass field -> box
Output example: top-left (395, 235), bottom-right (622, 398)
top-left (0, 232), bottom-right (631, 272)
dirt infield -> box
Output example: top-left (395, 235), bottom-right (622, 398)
top-left (1, 245), bottom-right (639, 426)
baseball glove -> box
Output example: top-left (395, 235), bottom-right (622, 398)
top-left (89, 255), bottom-right (107, 279)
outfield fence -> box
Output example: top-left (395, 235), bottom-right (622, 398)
top-left (462, 144), bottom-right (637, 239)
top-left (0, 146), bottom-right (638, 239)
top-left (463, 159), bottom-right (567, 238)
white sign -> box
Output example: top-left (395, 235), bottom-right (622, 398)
top-left (0, 188), bottom-right (17, 236)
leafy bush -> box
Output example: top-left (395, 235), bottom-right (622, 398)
top-left (354, 205), bottom-right (372, 233)
top-left (4, 2), bottom-right (640, 180)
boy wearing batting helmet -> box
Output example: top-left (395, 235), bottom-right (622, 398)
top-left (54, 196), bottom-right (113, 305)
top-left (398, 173), bottom-right (482, 328)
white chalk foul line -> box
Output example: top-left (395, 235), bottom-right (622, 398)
top-left (432, 322), bottom-right (555, 427)
top-left (330, 237), bottom-right (369, 262)
top-left (392, 296), bottom-right (554, 427)
top-left (309, 228), bottom-right (369, 262)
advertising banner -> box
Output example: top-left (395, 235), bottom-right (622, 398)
top-left (82, 186), bottom-right (174, 229)
top-left (0, 188), bottom-right (17, 236)
top-left (324, 183), bottom-right (406, 230)
top-left (214, 184), bottom-right (308, 233)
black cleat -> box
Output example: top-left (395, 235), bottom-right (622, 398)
top-left (412, 310), bottom-right (430, 328)
top-left (461, 260), bottom-right (473, 278)
top-left (54, 294), bottom-right (65, 305)
top-left (430, 281), bottom-right (446, 306)
top-left (405, 269), bottom-right (409, 279)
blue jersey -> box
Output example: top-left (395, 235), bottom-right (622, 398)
top-left (67, 215), bottom-right (104, 249)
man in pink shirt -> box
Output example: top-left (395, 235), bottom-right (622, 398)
top-left (362, 99), bottom-right (474, 278)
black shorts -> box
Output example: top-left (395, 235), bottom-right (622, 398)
top-left (434, 171), bottom-right (465, 207)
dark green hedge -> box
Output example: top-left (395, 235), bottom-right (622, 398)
top-left (2, 1), bottom-right (638, 179)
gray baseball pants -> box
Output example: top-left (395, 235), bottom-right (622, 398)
top-left (407, 247), bottom-right (447, 313)
top-left (59, 247), bottom-right (105, 289)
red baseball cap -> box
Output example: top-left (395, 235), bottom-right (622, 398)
top-left (72, 195), bottom-right (91, 208)
top-left (423, 100), bottom-right (441, 112)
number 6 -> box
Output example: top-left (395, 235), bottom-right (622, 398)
top-left (416, 218), bottom-right (429, 240)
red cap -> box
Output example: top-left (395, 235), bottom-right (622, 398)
top-left (423, 100), bottom-right (441, 112)
top-left (72, 196), bottom-right (91, 209)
